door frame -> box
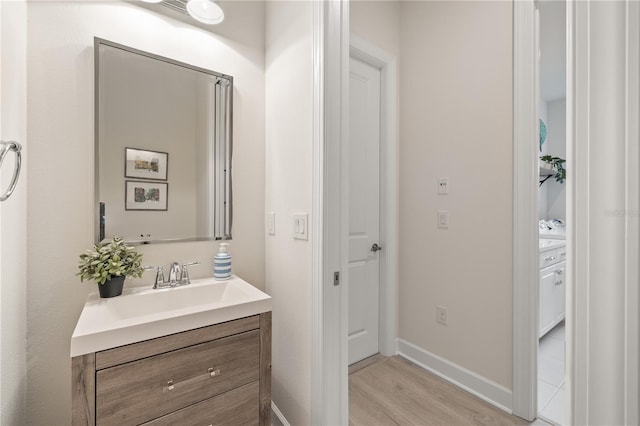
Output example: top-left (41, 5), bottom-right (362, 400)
top-left (511, 0), bottom-right (540, 421)
top-left (310, 1), bottom-right (349, 424)
top-left (349, 35), bottom-right (399, 358)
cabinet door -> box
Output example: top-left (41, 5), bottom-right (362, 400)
top-left (553, 262), bottom-right (566, 322)
top-left (540, 267), bottom-right (556, 337)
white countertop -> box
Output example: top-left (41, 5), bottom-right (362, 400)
top-left (71, 275), bottom-right (271, 357)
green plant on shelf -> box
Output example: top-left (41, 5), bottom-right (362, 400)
top-left (540, 155), bottom-right (566, 185)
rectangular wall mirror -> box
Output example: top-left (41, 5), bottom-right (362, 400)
top-left (95, 38), bottom-right (232, 244)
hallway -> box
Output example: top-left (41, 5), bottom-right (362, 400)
top-left (349, 356), bottom-right (547, 426)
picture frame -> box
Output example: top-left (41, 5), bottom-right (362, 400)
top-left (125, 180), bottom-right (168, 211)
top-left (125, 147), bottom-right (168, 181)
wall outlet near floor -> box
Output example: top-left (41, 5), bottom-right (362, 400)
top-left (436, 306), bottom-right (448, 325)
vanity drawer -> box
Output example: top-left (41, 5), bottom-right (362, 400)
top-left (96, 315), bottom-right (259, 370)
top-left (558, 247), bottom-right (567, 262)
top-left (143, 381), bottom-right (259, 426)
top-left (96, 330), bottom-right (259, 425)
top-left (539, 248), bottom-right (560, 268)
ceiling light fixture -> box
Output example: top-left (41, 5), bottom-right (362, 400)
top-left (140, 0), bottom-right (163, 3)
top-left (186, 0), bottom-right (224, 25)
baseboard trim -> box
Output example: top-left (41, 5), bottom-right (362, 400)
top-left (271, 401), bottom-right (291, 426)
top-left (397, 338), bottom-right (513, 413)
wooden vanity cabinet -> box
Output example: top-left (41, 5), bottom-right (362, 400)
top-left (72, 313), bottom-right (271, 426)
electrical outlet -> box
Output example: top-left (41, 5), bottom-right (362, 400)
top-left (436, 306), bottom-right (448, 325)
top-left (438, 177), bottom-right (449, 194)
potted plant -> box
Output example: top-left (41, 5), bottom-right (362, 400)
top-left (540, 155), bottom-right (566, 185)
top-left (78, 237), bottom-right (144, 298)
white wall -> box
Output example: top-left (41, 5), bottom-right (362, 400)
top-left (0, 1), bottom-right (27, 424)
top-left (538, 0), bottom-right (566, 103)
top-left (398, 0), bottom-right (514, 390)
top-left (264, 1), bottom-right (313, 424)
top-left (545, 98), bottom-right (566, 220)
top-left (539, 100), bottom-right (548, 219)
top-left (26, 2), bottom-right (265, 423)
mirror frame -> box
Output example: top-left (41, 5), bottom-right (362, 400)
top-left (94, 37), bottom-right (233, 245)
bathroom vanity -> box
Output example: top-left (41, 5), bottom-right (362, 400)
top-left (539, 239), bottom-right (566, 337)
top-left (71, 277), bottom-right (271, 425)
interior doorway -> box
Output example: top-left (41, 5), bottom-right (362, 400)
top-left (535, 1), bottom-right (567, 424)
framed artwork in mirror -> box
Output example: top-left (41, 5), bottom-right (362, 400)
top-left (125, 180), bottom-right (168, 211)
top-left (125, 147), bottom-right (168, 181)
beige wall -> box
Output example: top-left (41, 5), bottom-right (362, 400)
top-left (265, 1), bottom-right (313, 424)
top-left (351, 0), bottom-right (514, 391)
top-left (0, 1), bottom-right (27, 424)
top-left (350, 1), bottom-right (400, 58)
top-left (26, 2), bottom-right (265, 423)
top-left (398, 0), bottom-right (514, 388)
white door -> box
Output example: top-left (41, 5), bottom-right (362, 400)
top-left (348, 57), bottom-right (381, 365)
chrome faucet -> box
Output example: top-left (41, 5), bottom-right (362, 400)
top-left (146, 261), bottom-right (200, 289)
top-left (168, 262), bottom-right (181, 285)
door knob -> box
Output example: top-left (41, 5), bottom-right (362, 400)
top-left (370, 243), bottom-right (382, 252)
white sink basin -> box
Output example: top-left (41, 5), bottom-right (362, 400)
top-left (71, 276), bottom-right (271, 357)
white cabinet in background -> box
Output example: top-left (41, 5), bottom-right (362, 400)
top-left (553, 264), bottom-right (566, 322)
top-left (539, 242), bottom-right (566, 338)
top-left (539, 267), bottom-right (557, 336)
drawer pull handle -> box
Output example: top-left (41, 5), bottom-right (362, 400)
top-left (555, 280), bottom-right (563, 285)
top-left (560, 252), bottom-right (566, 256)
top-left (544, 256), bottom-right (556, 261)
top-left (555, 270), bottom-right (563, 275)
top-left (162, 369), bottom-right (220, 393)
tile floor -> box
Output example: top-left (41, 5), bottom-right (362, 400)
top-left (538, 321), bottom-right (565, 425)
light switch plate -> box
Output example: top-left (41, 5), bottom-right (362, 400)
top-left (267, 212), bottom-right (275, 236)
top-left (436, 306), bottom-right (448, 325)
top-left (438, 210), bottom-right (449, 229)
top-left (293, 213), bottom-right (308, 240)
top-left (438, 177), bottom-right (449, 194)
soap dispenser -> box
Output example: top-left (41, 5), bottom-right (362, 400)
top-left (214, 243), bottom-right (232, 280)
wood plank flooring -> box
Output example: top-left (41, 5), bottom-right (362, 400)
top-left (349, 356), bottom-right (529, 426)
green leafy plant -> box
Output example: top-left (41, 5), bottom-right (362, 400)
top-left (78, 237), bottom-right (144, 285)
top-left (540, 155), bottom-right (566, 185)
